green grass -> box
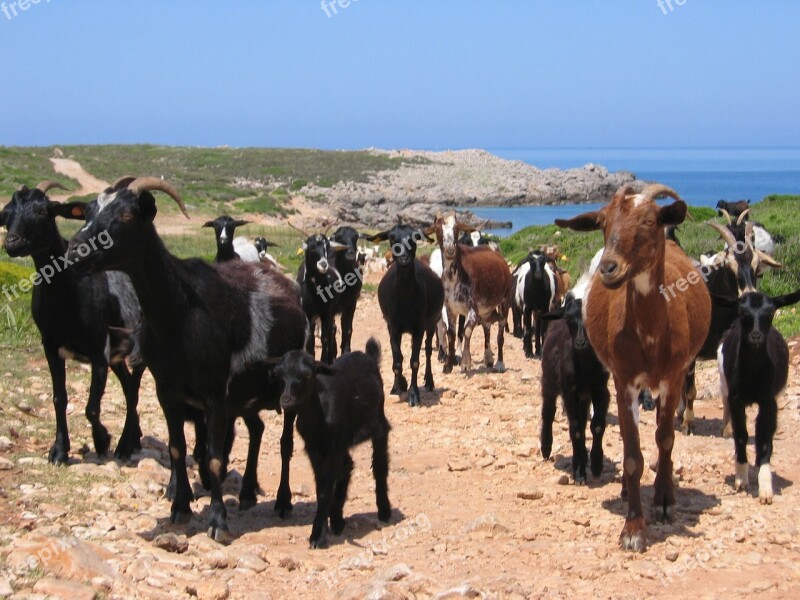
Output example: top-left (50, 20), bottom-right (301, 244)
top-left (500, 195), bottom-right (800, 336)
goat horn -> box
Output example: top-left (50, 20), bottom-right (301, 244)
top-left (719, 208), bottom-right (732, 225)
top-left (127, 177), bottom-right (189, 219)
top-left (322, 218), bottom-right (339, 236)
top-left (36, 181), bottom-right (69, 194)
top-left (638, 184), bottom-right (681, 203)
top-left (737, 209), bottom-right (750, 226)
top-left (287, 220), bottom-right (310, 238)
top-left (111, 176), bottom-right (137, 191)
top-left (707, 221), bottom-right (737, 249)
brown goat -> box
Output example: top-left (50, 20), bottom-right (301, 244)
top-left (556, 184), bottom-right (711, 553)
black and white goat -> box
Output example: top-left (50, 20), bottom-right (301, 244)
top-left (295, 229), bottom-right (349, 364)
top-left (203, 216), bottom-right (252, 263)
top-left (717, 290), bottom-right (800, 504)
top-left (254, 236), bottom-right (280, 268)
top-left (1, 181), bottom-right (145, 463)
top-left (67, 177), bottom-right (306, 542)
top-left (540, 290), bottom-right (610, 484)
top-left (367, 225), bottom-right (444, 407)
top-left (265, 338), bottom-right (391, 548)
top-left (512, 251), bottom-right (558, 358)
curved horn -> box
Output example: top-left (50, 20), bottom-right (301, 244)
top-left (287, 220), bottom-right (310, 238)
top-left (736, 209), bottom-right (750, 226)
top-left (322, 218), bottom-right (339, 236)
top-left (719, 208), bottom-right (732, 225)
top-left (36, 181), bottom-right (69, 194)
top-left (707, 221), bottom-right (737, 249)
top-left (638, 184), bottom-right (681, 203)
top-left (111, 176), bottom-right (137, 191)
top-left (127, 177), bottom-right (189, 219)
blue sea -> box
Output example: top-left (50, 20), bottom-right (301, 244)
top-left (470, 148), bottom-right (800, 236)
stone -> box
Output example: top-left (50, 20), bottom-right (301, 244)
top-left (237, 553), bottom-right (267, 573)
top-left (194, 579), bottom-right (230, 600)
top-left (204, 549), bottom-right (230, 569)
top-left (665, 549), bottom-right (679, 562)
top-left (0, 577), bottom-right (12, 598)
top-left (153, 533), bottom-right (189, 554)
top-left (69, 463), bottom-right (119, 479)
top-left (556, 474), bottom-right (570, 485)
top-left (5, 534), bottom-right (117, 583)
top-left (447, 461), bottom-right (469, 472)
top-left (0, 457), bottom-right (14, 471)
top-left (33, 578), bottom-right (97, 600)
top-left (517, 489), bottom-right (544, 501)
top-left (17, 456), bottom-right (49, 466)
top-left (0, 435), bottom-right (12, 451)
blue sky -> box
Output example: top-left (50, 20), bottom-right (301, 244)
top-left (0, 1), bottom-right (798, 149)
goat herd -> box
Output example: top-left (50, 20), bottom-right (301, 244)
top-left (0, 178), bottom-right (796, 554)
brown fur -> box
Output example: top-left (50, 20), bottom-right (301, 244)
top-left (557, 185), bottom-right (711, 553)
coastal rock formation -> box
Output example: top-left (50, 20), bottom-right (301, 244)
top-left (300, 149), bottom-right (643, 228)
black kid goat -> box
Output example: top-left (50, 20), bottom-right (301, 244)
top-left (717, 289), bottom-right (800, 505)
top-left (1, 181), bottom-right (145, 463)
top-left (540, 293), bottom-right (610, 484)
top-left (264, 338), bottom-right (391, 548)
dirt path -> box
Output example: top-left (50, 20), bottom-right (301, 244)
top-left (48, 158), bottom-right (110, 201)
top-left (1, 286), bottom-right (799, 599)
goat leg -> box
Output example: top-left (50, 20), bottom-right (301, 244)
top-left (407, 330), bottom-right (424, 407)
top-left (590, 383), bottom-right (610, 478)
top-left (163, 401), bottom-right (193, 525)
top-left (754, 398), bottom-right (776, 505)
top-left (389, 329), bottom-right (408, 395)
top-left (730, 396), bottom-right (750, 492)
top-left (330, 453), bottom-right (354, 535)
top-left (239, 414), bottom-right (265, 511)
top-left (653, 377), bottom-right (681, 522)
top-left (111, 361), bottom-right (143, 459)
top-left (617, 380), bottom-right (646, 552)
top-left (423, 327), bottom-right (435, 392)
top-left (205, 403), bottom-right (233, 543)
top-left (86, 362), bottom-right (112, 457)
top-left (274, 410), bottom-right (296, 518)
top-left (522, 308), bottom-right (534, 359)
top-left (44, 347), bottom-right (70, 465)
top-left (373, 426), bottom-right (392, 522)
top-left (308, 451), bottom-right (335, 549)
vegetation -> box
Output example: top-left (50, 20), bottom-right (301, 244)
top-left (500, 195), bottom-right (800, 336)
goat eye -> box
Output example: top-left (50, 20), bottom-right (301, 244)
top-left (34, 206), bottom-right (48, 217)
top-left (119, 212), bottom-right (134, 223)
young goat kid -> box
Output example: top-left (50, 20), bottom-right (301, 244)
top-left (717, 290), bottom-right (800, 505)
top-left (267, 338), bottom-right (391, 548)
top-left (540, 293), bottom-right (610, 484)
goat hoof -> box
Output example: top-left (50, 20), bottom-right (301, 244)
top-left (330, 517), bottom-right (346, 535)
top-left (574, 472), bottom-right (586, 486)
top-left (493, 361), bottom-right (505, 373)
top-left (524, 350), bottom-right (534, 359)
top-left (208, 524), bottom-right (233, 545)
top-left (407, 390), bottom-right (421, 408)
top-left (274, 498), bottom-right (293, 519)
top-left (239, 496), bottom-right (257, 512)
top-left (442, 364), bottom-right (453, 374)
top-left (681, 421), bottom-right (695, 436)
top-left (170, 508), bottom-right (192, 525)
top-left (309, 535), bottom-right (329, 549)
top-left (48, 444), bottom-right (69, 465)
top-left (378, 505), bottom-right (392, 522)
top-left (93, 428), bottom-right (111, 457)
top-left (619, 518), bottom-right (647, 553)
top-left (591, 460), bottom-right (604, 478)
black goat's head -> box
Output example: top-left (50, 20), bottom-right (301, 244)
top-left (366, 224), bottom-right (432, 267)
top-left (706, 220), bottom-right (781, 295)
top-left (1, 182), bottom-right (84, 258)
top-left (302, 234), bottom-right (347, 274)
top-left (67, 177), bottom-right (187, 271)
top-left (331, 226), bottom-right (362, 262)
top-left (716, 289), bottom-right (800, 348)
top-left (258, 350), bottom-right (337, 412)
top-left (543, 294), bottom-right (590, 352)
top-left (203, 216), bottom-right (249, 248)
top-left (254, 236), bottom-right (278, 257)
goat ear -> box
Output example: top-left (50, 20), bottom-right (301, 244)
top-left (234, 220), bottom-right (250, 228)
top-left (756, 250), bottom-right (782, 269)
top-left (555, 212), bottom-right (601, 232)
top-left (657, 200), bottom-right (687, 227)
top-left (710, 293), bottom-right (739, 309)
top-left (314, 362), bottom-right (338, 376)
top-left (539, 309), bottom-right (565, 321)
top-left (365, 231), bottom-right (389, 242)
top-left (202, 221), bottom-right (215, 228)
top-left (772, 289), bottom-right (800, 310)
top-left (50, 201), bottom-right (87, 221)
top-left (330, 241), bottom-right (349, 252)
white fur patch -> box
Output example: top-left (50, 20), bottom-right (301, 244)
top-left (514, 261), bottom-right (530, 308)
top-left (628, 385), bottom-right (640, 426)
top-left (758, 464), bottom-right (773, 503)
top-left (220, 227), bottom-right (229, 242)
top-left (230, 271), bottom-right (275, 376)
top-left (543, 262), bottom-right (557, 310)
top-left (717, 344), bottom-right (729, 402)
top-left (633, 272), bottom-right (652, 295)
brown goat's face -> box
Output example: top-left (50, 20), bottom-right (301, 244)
top-left (556, 185), bottom-right (687, 292)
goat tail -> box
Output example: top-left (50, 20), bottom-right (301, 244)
top-left (365, 337), bottom-right (381, 364)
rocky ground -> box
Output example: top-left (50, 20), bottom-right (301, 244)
top-left (301, 149), bottom-right (642, 228)
top-left (1, 274), bottom-right (800, 599)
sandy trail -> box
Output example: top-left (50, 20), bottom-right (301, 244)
top-left (48, 158), bottom-right (110, 201)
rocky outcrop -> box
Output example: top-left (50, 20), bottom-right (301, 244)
top-left (300, 149), bottom-right (643, 228)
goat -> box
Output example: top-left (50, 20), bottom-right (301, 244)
top-left (717, 290), bottom-right (800, 504)
top-left (556, 184), bottom-right (711, 552)
top-left (294, 227), bottom-right (349, 364)
top-left (681, 218), bottom-right (782, 434)
top-left (67, 177), bottom-right (306, 542)
top-left (540, 293), bottom-right (610, 484)
top-left (330, 226), bottom-right (364, 355)
top-left (253, 236), bottom-right (281, 268)
top-left (428, 214), bottom-right (512, 374)
top-left (716, 199), bottom-right (750, 221)
top-left (1, 181), bottom-right (145, 463)
top-left (366, 225), bottom-right (444, 407)
top-left (203, 216), bottom-right (251, 263)
top-left (512, 251), bottom-right (559, 358)
top-left (264, 338), bottom-right (391, 548)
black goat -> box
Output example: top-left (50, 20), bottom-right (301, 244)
top-left (296, 232), bottom-right (348, 364)
top-left (367, 225), bottom-right (444, 407)
top-left (330, 226), bottom-right (364, 355)
top-left (1, 181), bottom-right (145, 463)
top-left (716, 199), bottom-right (750, 221)
top-left (266, 338), bottom-right (390, 548)
top-left (717, 290), bottom-right (800, 504)
top-left (67, 177), bottom-right (306, 542)
top-left (203, 216), bottom-right (250, 263)
top-left (540, 295), bottom-right (610, 484)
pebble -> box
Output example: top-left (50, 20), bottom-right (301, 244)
top-left (278, 556), bottom-right (302, 571)
top-left (153, 533), bottom-right (189, 554)
top-left (237, 553), bottom-right (267, 573)
top-left (665, 549), bottom-right (679, 562)
top-left (17, 456), bottom-right (49, 466)
top-left (33, 578), bottom-right (97, 600)
top-left (0, 435), bottom-right (12, 451)
top-left (0, 457), bottom-right (14, 471)
top-left (517, 489), bottom-right (544, 501)
top-left (447, 460), bottom-right (470, 472)
top-left (0, 577), bottom-right (12, 597)
top-left (204, 549), bottom-right (230, 569)
top-left (556, 474), bottom-right (570, 485)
